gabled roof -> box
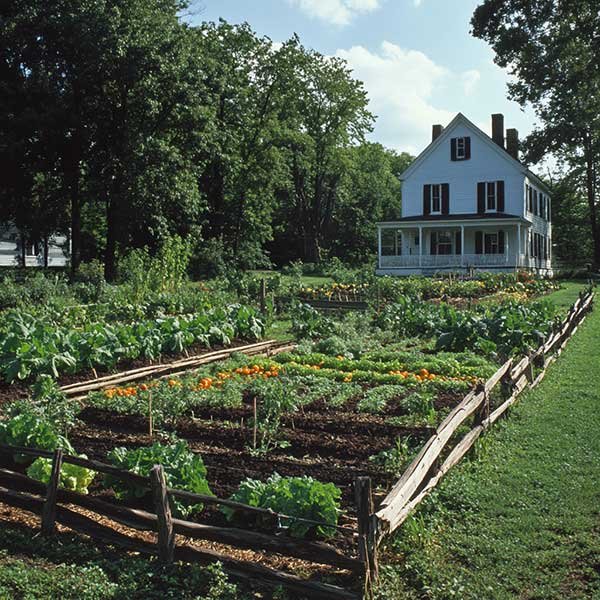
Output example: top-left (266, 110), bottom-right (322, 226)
top-left (400, 113), bottom-right (551, 194)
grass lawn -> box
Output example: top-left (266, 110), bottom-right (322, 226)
top-left (545, 280), bottom-right (589, 312)
top-left (249, 269), bottom-right (332, 287)
top-left (376, 292), bottom-right (600, 600)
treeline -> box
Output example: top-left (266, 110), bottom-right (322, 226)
top-left (472, 0), bottom-right (600, 268)
top-left (0, 1), bottom-right (411, 279)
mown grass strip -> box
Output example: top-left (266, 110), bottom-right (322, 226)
top-left (376, 297), bottom-right (600, 600)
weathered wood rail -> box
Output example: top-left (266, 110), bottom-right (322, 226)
top-left (0, 288), bottom-right (594, 599)
top-left (367, 287), bottom-right (595, 595)
top-left (59, 339), bottom-right (295, 400)
top-left (0, 443), bottom-right (364, 600)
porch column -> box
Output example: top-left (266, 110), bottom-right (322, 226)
top-left (377, 227), bottom-right (382, 269)
top-left (517, 223), bottom-right (521, 268)
top-left (418, 226), bottom-right (423, 268)
top-left (460, 225), bottom-right (465, 268)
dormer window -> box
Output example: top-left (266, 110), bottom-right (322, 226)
top-left (451, 136), bottom-right (471, 161)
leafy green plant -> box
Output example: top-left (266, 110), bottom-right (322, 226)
top-left (369, 437), bottom-right (415, 477)
top-left (290, 302), bottom-right (336, 340)
top-left (27, 456), bottom-right (96, 494)
top-left (0, 411), bottom-right (72, 463)
top-left (104, 440), bottom-right (212, 517)
top-left (223, 473), bottom-right (342, 538)
top-left (357, 385), bottom-right (406, 414)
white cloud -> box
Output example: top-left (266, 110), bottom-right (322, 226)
top-left (461, 69), bottom-right (481, 96)
top-left (336, 41), bottom-right (454, 153)
top-left (413, 0), bottom-right (424, 5)
top-left (287, 0), bottom-right (381, 26)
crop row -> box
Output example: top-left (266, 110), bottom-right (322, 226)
top-left (0, 304), bottom-right (264, 383)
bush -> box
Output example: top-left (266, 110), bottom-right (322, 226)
top-left (104, 440), bottom-right (212, 518)
top-left (223, 473), bottom-right (342, 538)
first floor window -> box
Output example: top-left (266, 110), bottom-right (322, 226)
top-left (431, 231), bottom-right (453, 255)
top-left (475, 230), bottom-right (505, 254)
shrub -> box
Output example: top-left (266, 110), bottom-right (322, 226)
top-left (104, 440), bottom-right (212, 517)
top-left (223, 473), bottom-right (342, 538)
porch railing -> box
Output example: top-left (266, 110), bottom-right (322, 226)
top-left (379, 254), bottom-right (551, 270)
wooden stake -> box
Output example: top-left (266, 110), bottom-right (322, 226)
top-left (150, 465), bottom-right (174, 564)
top-left (260, 278), bottom-right (267, 313)
top-left (41, 448), bottom-right (63, 535)
top-left (252, 397), bottom-right (258, 451)
top-left (148, 391), bottom-right (153, 438)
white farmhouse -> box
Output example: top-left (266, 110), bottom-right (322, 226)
top-left (0, 224), bottom-right (69, 268)
top-left (376, 113), bottom-right (552, 276)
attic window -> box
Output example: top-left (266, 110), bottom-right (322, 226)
top-left (451, 137), bottom-right (470, 161)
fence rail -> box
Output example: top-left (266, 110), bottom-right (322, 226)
top-left (373, 287), bottom-right (594, 557)
top-left (0, 288), bottom-right (594, 600)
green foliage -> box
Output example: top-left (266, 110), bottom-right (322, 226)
top-left (0, 304), bottom-right (264, 383)
top-left (0, 411), bottom-right (72, 463)
top-left (290, 302), bottom-right (336, 340)
top-left (223, 473), bottom-right (342, 538)
top-left (104, 441), bottom-right (212, 518)
top-left (369, 437), bottom-right (415, 477)
top-left (358, 385), bottom-right (406, 414)
top-left (27, 456), bottom-right (96, 495)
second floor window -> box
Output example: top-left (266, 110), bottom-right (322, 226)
top-left (477, 180), bottom-right (505, 213)
top-left (431, 184), bottom-right (441, 213)
top-left (423, 183), bottom-right (449, 215)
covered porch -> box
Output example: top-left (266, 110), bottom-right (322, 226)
top-left (376, 219), bottom-right (550, 275)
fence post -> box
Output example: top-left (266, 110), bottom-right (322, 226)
top-left (355, 476), bottom-right (378, 599)
top-left (150, 464), bottom-right (175, 564)
top-left (41, 448), bottom-right (63, 535)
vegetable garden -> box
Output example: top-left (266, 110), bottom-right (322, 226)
top-left (0, 268), bottom-right (588, 599)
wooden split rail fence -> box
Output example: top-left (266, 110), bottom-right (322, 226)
top-left (359, 287), bottom-right (595, 595)
top-left (0, 289), bottom-right (594, 599)
top-left (0, 443), bottom-right (368, 600)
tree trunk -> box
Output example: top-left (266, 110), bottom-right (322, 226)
top-left (584, 145), bottom-right (600, 267)
top-left (104, 197), bottom-right (119, 282)
top-left (303, 229), bottom-right (321, 263)
top-left (70, 173), bottom-right (81, 274)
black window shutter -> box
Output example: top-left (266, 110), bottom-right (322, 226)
top-left (430, 232), bottom-right (436, 255)
top-left (475, 231), bottom-right (483, 254)
top-left (455, 231), bottom-right (462, 255)
top-left (464, 137), bottom-right (471, 159)
top-left (534, 190), bottom-right (538, 215)
top-left (548, 198), bottom-right (551, 221)
top-left (450, 138), bottom-right (457, 161)
top-left (498, 230), bottom-right (505, 254)
top-left (477, 182), bottom-right (485, 213)
top-left (423, 185), bottom-right (431, 215)
top-left (442, 183), bottom-right (450, 215)
top-left (496, 180), bottom-right (505, 212)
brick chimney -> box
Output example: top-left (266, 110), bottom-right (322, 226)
top-left (432, 124), bottom-right (444, 142)
top-left (506, 128), bottom-right (519, 160)
top-left (491, 113), bottom-right (504, 148)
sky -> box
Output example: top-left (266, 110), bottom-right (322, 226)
top-left (186, 0), bottom-right (538, 157)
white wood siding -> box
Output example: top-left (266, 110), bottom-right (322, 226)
top-left (402, 122), bottom-right (526, 218)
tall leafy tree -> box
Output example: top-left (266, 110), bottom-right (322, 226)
top-left (330, 143), bottom-right (411, 263)
top-left (472, 0), bottom-right (600, 265)
top-left (279, 41), bottom-right (374, 262)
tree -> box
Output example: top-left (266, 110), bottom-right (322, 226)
top-left (330, 144), bottom-right (411, 264)
top-left (279, 41), bottom-right (374, 263)
top-left (472, 0), bottom-right (600, 266)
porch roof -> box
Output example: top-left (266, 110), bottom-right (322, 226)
top-left (377, 213), bottom-right (527, 227)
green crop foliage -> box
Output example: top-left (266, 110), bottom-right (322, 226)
top-left (223, 473), bottom-right (342, 539)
